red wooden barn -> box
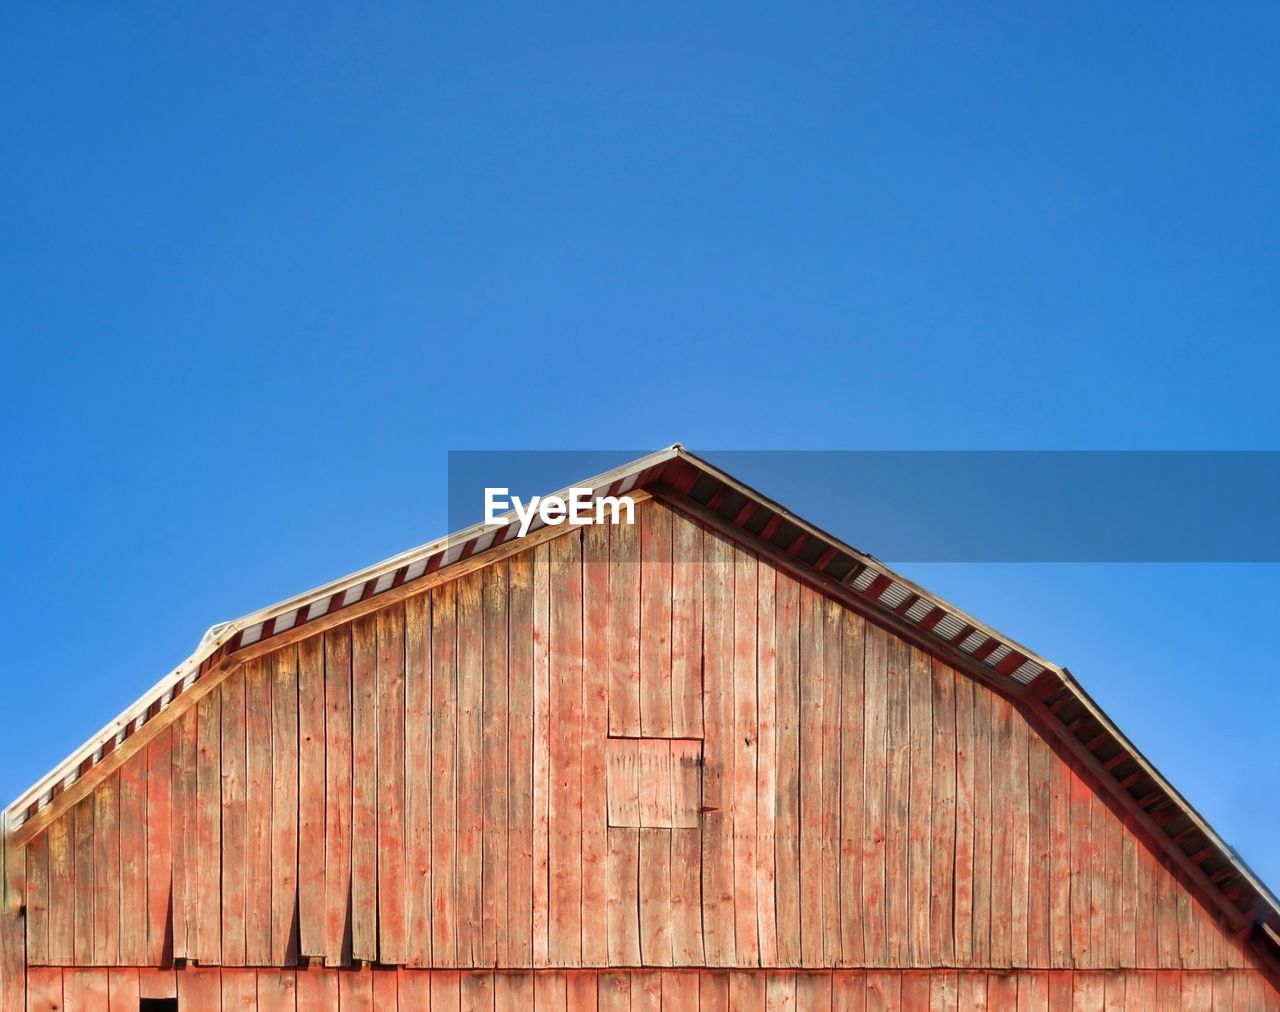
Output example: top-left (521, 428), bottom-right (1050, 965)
top-left (3, 446), bottom-right (1278, 1010)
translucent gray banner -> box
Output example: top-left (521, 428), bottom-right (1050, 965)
top-left (447, 450), bottom-right (1280, 562)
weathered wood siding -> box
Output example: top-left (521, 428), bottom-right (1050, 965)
top-left (15, 965), bottom-right (1280, 1011)
top-left (6, 500), bottom-right (1278, 1005)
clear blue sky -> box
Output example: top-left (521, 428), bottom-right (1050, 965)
top-left (2, 5), bottom-right (1278, 886)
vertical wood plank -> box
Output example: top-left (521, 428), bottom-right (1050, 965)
top-left (118, 752), bottom-right (148, 966)
top-left (606, 828), bottom-right (640, 966)
top-left (338, 965), bottom-right (374, 1012)
top-left (733, 551), bottom-right (760, 966)
top-left (1174, 857), bottom-right (1198, 970)
top-left (398, 968), bottom-right (432, 1010)
top-left (864, 970), bottom-right (900, 1012)
top-left (581, 525), bottom-right (610, 968)
top-left (884, 636), bottom-right (911, 968)
top-left (662, 971), bottom-right (698, 1011)
top-left (606, 740), bottom-right (639, 828)
top-left (1, 839), bottom-right (22, 1012)
top-left (63, 969), bottom-right (108, 1012)
top-left (755, 566), bottom-right (778, 967)
top-left (1046, 970), bottom-right (1072, 1012)
top-left (220, 669), bottom-right (248, 967)
top-left (774, 572), bottom-right (802, 968)
top-left (431, 970), bottom-right (461, 1011)
top-left (929, 660), bottom-right (956, 968)
top-left (107, 968), bottom-right (139, 1010)
top-left (24, 967), bottom-right (58, 1012)
top-left (670, 823), bottom-right (704, 966)
top-left (532, 544), bottom-right (552, 968)
top-left (608, 518), bottom-right (641, 738)
top-left (257, 969), bottom-right (298, 1012)
top-left (986, 972), bottom-right (1018, 1012)
top-left (456, 571), bottom-right (486, 967)
top-left (820, 600), bottom-right (843, 967)
top-left (929, 970), bottom-right (958, 1012)
top-left (538, 970), bottom-right (569, 1011)
top-left (636, 738), bottom-right (668, 828)
top-left (47, 816), bottom-right (73, 966)
top-left (297, 635), bottom-right (327, 960)
top-left (296, 967), bottom-right (339, 1010)
top-left (350, 613), bottom-right (380, 963)
top-left (671, 510), bottom-right (704, 739)
top-left (171, 707), bottom-right (198, 962)
top-left (566, 971), bottom-right (598, 1012)
top-left (954, 972), bottom-right (988, 1012)
top-left (548, 534), bottom-right (584, 966)
top-left (271, 647), bottom-right (300, 966)
top-left (221, 968), bottom-right (257, 1011)
top-left (507, 554), bottom-right (535, 969)
top-left (431, 583), bottom-right (459, 967)
top-left (405, 593), bottom-right (434, 968)
top-left (482, 565), bottom-right (510, 968)
top-left (952, 677), bottom-right (975, 967)
top-left (1117, 811), bottom-right (1137, 971)
top-left (798, 585), bottom-right (824, 967)
top-left (1025, 730), bottom-right (1051, 971)
top-left (72, 796), bottom-right (94, 965)
top-left (1072, 972), bottom-right (1105, 1011)
top-left (92, 771), bottom-right (120, 965)
top-left (700, 971), bottom-right (730, 1012)
top-left (1047, 738), bottom-right (1071, 969)
top-left (832, 971), bottom-right (867, 1012)
top-left (969, 682), bottom-right (993, 968)
top-left (1105, 807), bottom-right (1131, 972)
top-left (1087, 796), bottom-right (1108, 969)
top-left (1153, 852), bottom-right (1177, 968)
top-left (701, 529), bottom-right (736, 967)
top-left (324, 626), bottom-right (355, 967)
top-left (860, 623), bottom-right (888, 969)
top-left (1016, 971), bottom-right (1048, 1012)
top-left (373, 969), bottom-right (399, 1011)
top-left (176, 967), bottom-right (221, 1010)
top-left (245, 656), bottom-right (273, 966)
top-left (145, 729), bottom-right (173, 966)
top-left (377, 606), bottom-right (408, 966)
top-left (638, 829), bottom-right (672, 966)
top-left (1091, 797), bottom-right (1113, 969)
top-left (839, 613), bottom-right (866, 968)
top-left (988, 696), bottom-right (1013, 969)
top-left (900, 973), bottom-right (930, 1012)
top-left (463, 972), bottom-right (491, 1012)
top-left (906, 646), bottom-right (933, 967)
top-left (639, 502), bottom-right (673, 738)
top-left (727, 971), bottom-right (764, 1011)
top-left (766, 971), bottom-right (795, 1011)
top-left (1009, 712), bottom-right (1029, 969)
top-left (799, 970), bottom-right (834, 1012)
top-left (1068, 764), bottom-right (1093, 968)
top-left (597, 971), bottom-right (630, 1012)
top-left (138, 968), bottom-right (176, 999)
top-left (1130, 813), bottom-right (1157, 970)
top-left (26, 836), bottom-right (48, 968)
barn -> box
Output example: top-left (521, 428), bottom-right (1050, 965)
top-left (2, 445), bottom-right (1278, 1010)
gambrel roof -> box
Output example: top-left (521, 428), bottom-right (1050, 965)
top-left (6, 444), bottom-right (1279, 969)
